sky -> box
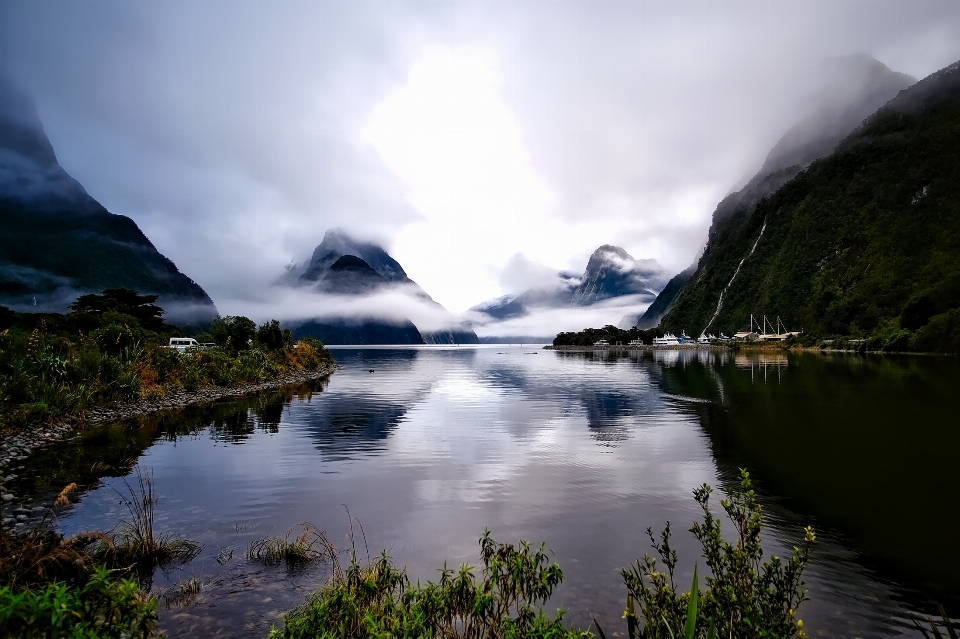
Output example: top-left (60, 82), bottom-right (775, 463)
top-left (2, 0), bottom-right (960, 315)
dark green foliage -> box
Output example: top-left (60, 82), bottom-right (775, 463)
top-left (0, 566), bottom-right (159, 639)
top-left (0, 296), bottom-right (333, 432)
top-left (619, 471), bottom-right (814, 639)
top-left (661, 63), bottom-right (960, 352)
top-left (272, 531), bottom-right (590, 639)
top-left (211, 315), bottom-right (257, 352)
top-left (69, 289), bottom-right (167, 332)
top-left (257, 319), bottom-right (291, 352)
top-left (912, 308), bottom-right (960, 354)
top-left (554, 326), bottom-right (661, 347)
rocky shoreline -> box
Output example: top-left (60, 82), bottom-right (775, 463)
top-left (0, 363), bottom-right (338, 529)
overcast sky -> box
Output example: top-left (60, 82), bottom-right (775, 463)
top-left (3, 0), bottom-right (960, 313)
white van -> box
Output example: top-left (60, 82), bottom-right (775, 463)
top-left (167, 337), bottom-right (202, 352)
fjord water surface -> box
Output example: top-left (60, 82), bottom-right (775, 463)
top-left (36, 346), bottom-right (957, 637)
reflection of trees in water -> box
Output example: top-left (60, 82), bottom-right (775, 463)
top-left (206, 380), bottom-right (328, 443)
top-left (653, 351), bottom-right (960, 618)
top-left (11, 380), bottom-right (329, 509)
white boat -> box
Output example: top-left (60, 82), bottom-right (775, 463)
top-left (652, 333), bottom-right (680, 345)
top-left (627, 339), bottom-right (643, 346)
top-left (697, 333), bottom-right (716, 343)
top-left (594, 339), bottom-right (610, 347)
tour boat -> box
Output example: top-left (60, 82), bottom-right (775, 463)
top-left (652, 333), bottom-right (680, 345)
top-left (594, 339), bottom-right (610, 346)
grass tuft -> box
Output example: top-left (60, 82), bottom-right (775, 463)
top-left (248, 523), bottom-right (338, 568)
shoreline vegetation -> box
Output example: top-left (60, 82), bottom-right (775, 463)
top-left (0, 288), bottom-right (336, 437)
top-left (0, 288), bottom-right (337, 529)
top-left (549, 324), bottom-right (956, 356)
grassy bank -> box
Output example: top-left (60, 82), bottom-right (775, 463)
top-left (0, 289), bottom-right (334, 434)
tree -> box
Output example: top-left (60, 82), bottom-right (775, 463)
top-left (210, 316), bottom-right (257, 351)
top-left (69, 288), bottom-right (166, 331)
top-left (256, 320), bottom-right (288, 352)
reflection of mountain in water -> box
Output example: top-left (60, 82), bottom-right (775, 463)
top-left (297, 401), bottom-right (410, 461)
top-left (477, 351), bottom-right (668, 442)
top-left (295, 348), bottom-right (441, 460)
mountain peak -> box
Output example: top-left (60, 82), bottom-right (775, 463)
top-left (0, 74), bottom-right (100, 214)
top-left (296, 229), bottom-right (408, 285)
top-left (758, 55), bottom-right (915, 177)
top-left (572, 244), bottom-right (665, 306)
top-left (0, 76), bottom-right (217, 326)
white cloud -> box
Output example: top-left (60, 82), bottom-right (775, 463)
top-left (3, 0), bottom-right (959, 315)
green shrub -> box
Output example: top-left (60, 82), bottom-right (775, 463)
top-left (619, 470), bottom-right (814, 639)
top-left (0, 566), bottom-right (159, 639)
top-left (912, 308), bottom-right (960, 353)
top-left (272, 532), bottom-right (590, 639)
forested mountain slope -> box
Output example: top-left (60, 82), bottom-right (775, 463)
top-left (661, 60), bottom-right (960, 351)
top-left (0, 74), bottom-right (217, 328)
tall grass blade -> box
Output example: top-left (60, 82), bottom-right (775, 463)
top-left (684, 564), bottom-right (699, 639)
top-left (940, 605), bottom-right (958, 639)
top-left (663, 614), bottom-right (677, 639)
top-left (625, 594), bottom-right (638, 639)
top-left (593, 618), bottom-right (608, 639)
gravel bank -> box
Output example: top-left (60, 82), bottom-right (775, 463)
top-left (0, 363), bottom-right (338, 530)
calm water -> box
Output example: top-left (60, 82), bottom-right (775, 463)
top-left (14, 346), bottom-right (960, 637)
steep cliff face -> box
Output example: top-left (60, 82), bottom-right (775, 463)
top-left (634, 264), bottom-right (696, 329)
top-left (280, 229), bottom-right (479, 344)
top-left (0, 75), bottom-right (217, 328)
top-left (640, 56), bottom-right (915, 331)
top-left (660, 59), bottom-right (960, 347)
top-left (569, 245), bottom-right (666, 306)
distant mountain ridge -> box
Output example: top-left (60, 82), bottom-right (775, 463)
top-left (278, 229), bottom-right (479, 345)
top-left (658, 58), bottom-right (960, 350)
top-left (639, 55), bottom-right (915, 332)
top-left (0, 74), bottom-right (218, 328)
top-left (471, 244), bottom-right (667, 324)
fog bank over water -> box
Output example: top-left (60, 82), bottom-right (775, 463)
top-left (2, 1), bottom-right (959, 311)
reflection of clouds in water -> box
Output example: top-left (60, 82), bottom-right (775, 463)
top-left (375, 348), bottom-right (715, 519)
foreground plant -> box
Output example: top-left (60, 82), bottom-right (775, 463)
top-left (248, 523), bottom-right (338, 567)
top-left (0, 566), bottom-right (159, 639)
top-left (617, 470), bottom-right (815, 639)
top-left (271, 531), bottom-right (590, 639)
